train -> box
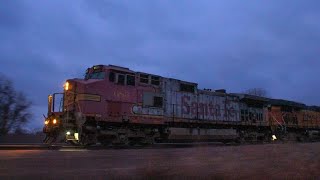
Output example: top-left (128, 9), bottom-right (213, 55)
top-left (43, 64), bottom-right (320, 146)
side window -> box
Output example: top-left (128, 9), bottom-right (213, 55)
top-left (153, 96), bottom-right (163, 107)
top-left (109, 72), bottom-right (115, 82)
top-left (151, 76), bottom-right (160, 86)
top-left (97, 72), bottom-right (105, 79)
top-left (140, 74), bottom-right (149, 84)
top-left (143, 92), bottom-right (163, 108)
top-left (126, 75), bottom-right (135, 86)
top-left (117, 74), bottom-right (125, 85)
top-left (180, 83), bottom-right (195, 93)
top-left (143, 92), bottom-right (153, 106)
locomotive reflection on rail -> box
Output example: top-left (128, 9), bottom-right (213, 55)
top-left (43, 65), bottom-right (320, 146)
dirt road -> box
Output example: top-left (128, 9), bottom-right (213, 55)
top-left (0, 143), bottom-right (319, 179)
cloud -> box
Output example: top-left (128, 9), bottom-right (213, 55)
top-left (1, 0), bottom-right (320, 128)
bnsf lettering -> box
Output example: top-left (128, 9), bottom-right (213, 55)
top-left (303, 112), bottom-right (320, 121)
top-left (181, 95), bottom-right (237, 120)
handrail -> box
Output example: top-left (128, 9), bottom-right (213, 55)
top-left (270, 112), bottom-right (286, 132)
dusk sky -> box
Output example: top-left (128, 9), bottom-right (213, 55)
top-left (1, 0), bottom-right (320, 130)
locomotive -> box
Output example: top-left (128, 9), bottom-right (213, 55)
top-left (43, 65), bottom-right (320, 145)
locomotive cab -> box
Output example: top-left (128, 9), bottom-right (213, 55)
top-left (43, 64), bottom-right (139, 145)
top-left (43, 65), bottom-right (107, 144)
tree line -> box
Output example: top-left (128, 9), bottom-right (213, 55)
top-left (0, 74), bottom-right (32, 135)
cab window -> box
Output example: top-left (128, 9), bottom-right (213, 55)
top-left (117, 74), bottom-right (125, 85)
top-left (127, 75), bottom-right (135, 86)
top-left (109, 71), bottom-right (136, 86)
top-left (151, 76), bottom-right (160, 86)
top-left (86, 72), bottom-right (105, 79)
top-left (140, 74), bottom-right (149, 84)
top-left (109, 72), bottom-right (115, 82)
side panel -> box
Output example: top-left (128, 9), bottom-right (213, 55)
top-left (162, 79), bottom-right (240, 122)
top-left (178, 93), bottom-right (240, 121)
top-left (268, 107), bottom-right (285, 126)
top-left (299, 110), bottom-right (320, 128)
top-left (239, 102), bottom-right (266, 125)
top-left (163, 79), bottom-right (182, 118)
top-left (281, 111), bottom-right (299, 127)
top-left (168, 127), bottom-right (238, 140)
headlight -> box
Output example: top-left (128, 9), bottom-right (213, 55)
top-left (64, 82), bottom-right (69, 91)
top-left (272, 135), bottom-right (277, 141)
top-left (74, 133), bottom-right (79, 140)
top-left (44, 120), bottom-right (49, 125)
top-left (66, 131), bottom-right (71, 135)
top-left (53, 119), bottom-right (57, 124)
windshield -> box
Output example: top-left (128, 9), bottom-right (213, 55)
top-left (85, 72), bottom-right (105, 79)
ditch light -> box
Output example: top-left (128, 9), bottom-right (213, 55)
top-left (66, 131), bottom-right (79, 141)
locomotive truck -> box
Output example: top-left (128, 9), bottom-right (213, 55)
top-left (43, 65), bottom-right (320, 145)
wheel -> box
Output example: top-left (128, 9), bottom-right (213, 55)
top-left (67, 140), bottom-right (80, 146)
top-left (80, 133), bottom-right (96, 146)
top-left (97, 136), bottom-right (113, 146)
top-left (118, 134), bottom-right (130, 146)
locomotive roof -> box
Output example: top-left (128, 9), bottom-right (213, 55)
top-left (231, 93), bottom-right (269, 102)
top-left (199, 89), bottom-right (240, 97)
top-left (268, 98), bottom-right (306, 108)
top-left (230, 94), bottom-right (311, 108)
top-left (167, 78), bottom-right (198, 85)
top-left (98, 64), bottom-right (199, 85)
top-left (93, 65), bottom-right (319, 109)
top-left (106, 65), bottom-right (135, 73)
top-left (304, 105), bottom-right (320, 112)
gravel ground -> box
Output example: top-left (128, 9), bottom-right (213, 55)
top-left (0, 142), bottom-right (319, 179)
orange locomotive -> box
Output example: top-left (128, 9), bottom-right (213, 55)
top-left (43, 65), bottom-right (320, 145)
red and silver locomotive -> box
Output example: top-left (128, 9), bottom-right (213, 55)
top-left (43, 65), bottom-right (320, 145)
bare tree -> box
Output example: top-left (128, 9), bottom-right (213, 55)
top-left (244, 88), bottom-right (269, 98)
top-left (0, 74), bottom-right (32, 135)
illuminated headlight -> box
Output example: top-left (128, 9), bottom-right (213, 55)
top-left (272, 135), bottom-right (277, 141)
top-left (66, 131), bottom-right (71, 135)
top-left (74, 133), bottom-right (79, 140)
top-left (44, 120), bottom-right (49, 125)
top-left (53, 119), bottom-right (57, 124)
top-left (64, 82), bottom-right (69, 91)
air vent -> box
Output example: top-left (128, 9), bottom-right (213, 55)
top-left (109, 65), bottom-right (130, 70)
top-left (215, 89), bottom-right (226, 93)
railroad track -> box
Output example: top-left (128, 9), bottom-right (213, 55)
top-left (0, 142), bottom-right (236, 150)
top-left (1, 140), bottom-right (309, 150)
